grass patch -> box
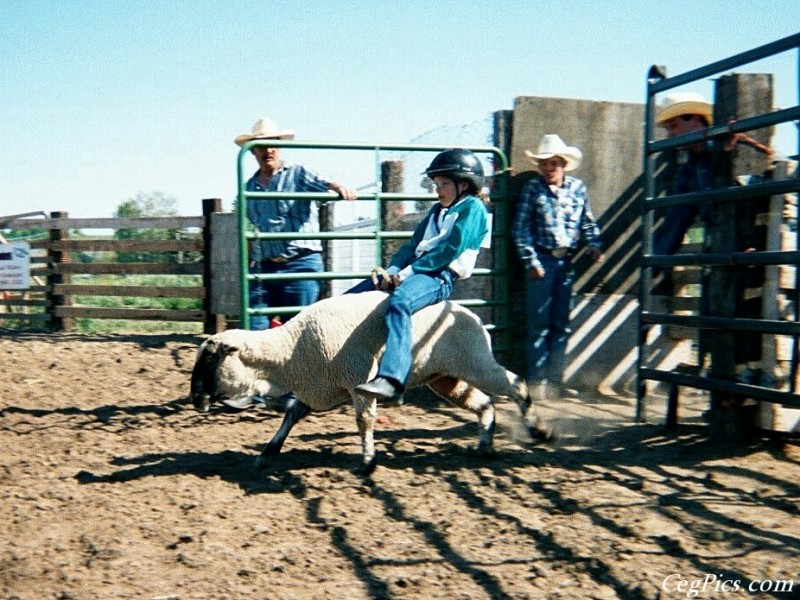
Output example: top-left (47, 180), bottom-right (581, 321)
top-left (70, 274), bottom-right (205, 334)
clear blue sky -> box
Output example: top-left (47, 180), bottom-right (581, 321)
top-left (1, 1), bottom-right (798, 221)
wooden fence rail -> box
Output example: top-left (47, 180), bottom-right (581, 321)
top-left (0, 199), bottom-right (225, 333)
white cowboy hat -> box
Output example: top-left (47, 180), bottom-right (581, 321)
top-left (234, 117), bottom-right (295, 146)
top-left (525, 134), bottom-right (583, 172)
top-left (655, 92), bottom-right (713, 126)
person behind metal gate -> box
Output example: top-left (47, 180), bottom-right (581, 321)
top-left (225, 116), bottom-right (357, 411)
top-left (348, 148), bottom-right (491, 402)
top-left (651, 92), bottom-right (717, 259)
top-left (651, 92), bottom-right (774, 401)
top-left (512, 134), bottom-right (604, 402)
top-left (651, 91), bottom-right (773, 262)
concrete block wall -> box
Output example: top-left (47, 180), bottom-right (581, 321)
top-left (501, 96), bottom-right (691, 395)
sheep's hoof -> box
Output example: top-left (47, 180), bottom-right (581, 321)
top-left (476, 443), bottom-right (496, 458)
top-left (254, 454), bottom-right (270, 471)
top-left (255, 446), bottom-right (280, 471)
top-left (528, 422), bottom-right (556, 444)
top-left (357, 457), bottom-right (377, 477)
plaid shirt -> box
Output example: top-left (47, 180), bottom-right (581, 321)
top-left (512, 174), bottom-right (602, 270)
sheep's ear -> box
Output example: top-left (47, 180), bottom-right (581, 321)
top-left (219, 342), bottom-right (239, 355)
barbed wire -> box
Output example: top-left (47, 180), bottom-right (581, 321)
top-left (357, 115), bottom-right (494, 194)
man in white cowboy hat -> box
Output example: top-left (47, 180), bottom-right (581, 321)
top-left (512, 134), bottom-right (604, 401)
top-left (225, 117), bottom-right (357, 412)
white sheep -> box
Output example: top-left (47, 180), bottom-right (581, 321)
top-left (190, 290), bottom-right (552, 474)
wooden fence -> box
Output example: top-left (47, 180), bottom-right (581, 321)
top-left (0, 199), bottom-right (225, 334)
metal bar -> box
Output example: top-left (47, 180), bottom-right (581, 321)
top-left (641, 250), bottom-right (800, 267)
top-left (247, 296), bottom-right (506, 318)
top-left (640, 312), bottom-right (800, 336)
top-left (648, 32), bottom-right (800, 93)
top-left (637, 67), bottom-right (664, 421)
top-left (249, 267), bottom-right (498, 282)
top-left (246, 231), bottom-right (413, 241)
top-left (640, 367), bottom-right (800, 408)
top-left (241, 191), bottom-right (437, 202)
top-left (793, 44), bottom-right (800, 393)
top-left (644, 178), bottom-right (800, 210)
top-left (237, 147), bottom-right (250, 329)
top-left (240, 139), bottom-right (502, 153)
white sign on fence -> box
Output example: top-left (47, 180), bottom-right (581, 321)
top-left (0, 242), bottom-right (31, 290)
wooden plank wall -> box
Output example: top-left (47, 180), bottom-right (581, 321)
top-left (0, 200), bottom-right (224, 333)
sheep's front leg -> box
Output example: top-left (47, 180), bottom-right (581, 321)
top-left (353, 394), bottom-right (378, 475)
top-left (428, 377), bottom-right (495, 456)
top-left (255, 396), bottom-right (311, 470)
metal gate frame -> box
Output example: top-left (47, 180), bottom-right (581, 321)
top-left (637, 33), bottom-right (800, 419)
top-left (235, 140), bottom-right (513, 353)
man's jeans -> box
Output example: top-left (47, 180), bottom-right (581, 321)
top-left (524, 253), bottom-right (574, 385)
top-left (347, 270), bottom-right (456, 388)
top-left (249, 252), bottom-right (323, 330)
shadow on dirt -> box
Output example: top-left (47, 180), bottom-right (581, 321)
top-left (73, 413), bottom-right (800, 498)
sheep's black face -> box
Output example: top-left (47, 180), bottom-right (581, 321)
top-left (189, 340), bottom-right (227, 412)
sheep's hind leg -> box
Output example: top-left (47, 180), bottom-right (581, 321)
top-left (479, 368), bottom-right (554, 443)
top-left (255, 396), bottom-right (311, 470)
top-left (352, 394), bottom-right (378, 475)
top-left (427, 377), bottom-right (495, 456)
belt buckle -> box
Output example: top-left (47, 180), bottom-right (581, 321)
top-left (551, 247), bottom-right (568, 259)
top-left (268, 256), bottom-right (289, 264)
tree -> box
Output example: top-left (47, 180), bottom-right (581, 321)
top-left (113, 191), bottom-right (180, 263)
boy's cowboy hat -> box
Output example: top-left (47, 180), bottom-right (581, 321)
top-left (525, 134), bottom-right (583, 172)
top-left (235, 117), bottom-right (295, 146)
top-left (655, 92), bottom-right (713, 126)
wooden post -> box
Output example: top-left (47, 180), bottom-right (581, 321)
top-left (709, 73), bottom-right (774, 434)
top-left (492, 110), bottom-right (514, 339)
top-left (381, 160), bottom-right (405, 266)
top-left (47, 211), bottom-right (72, 332)
top-left (320, 194), bottom-right (334, 300)
top-left (202, 198), bottom-right (226, 334)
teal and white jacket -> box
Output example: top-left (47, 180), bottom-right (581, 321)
top-left (387, 195), bottom-right (490, 281)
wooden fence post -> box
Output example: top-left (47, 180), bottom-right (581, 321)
top-left (320, 195), bottom-right (334, 300)
top-left (202, 198), bottom-right (226, 334)
top-left (381, 160), bottom-right (405, 266)
top-left (709, 73), bottom-right (774, 435)
top-left (46, 211), bottom-right (73, 332)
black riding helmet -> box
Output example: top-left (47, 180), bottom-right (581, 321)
top-left (423, 149), bottom-right (484, 194)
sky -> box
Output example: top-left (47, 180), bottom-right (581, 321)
top-left (1, 0), bottom-right (798, 224)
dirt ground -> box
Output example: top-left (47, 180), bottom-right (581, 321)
top-left (1, 331), bottom-right (798, 600)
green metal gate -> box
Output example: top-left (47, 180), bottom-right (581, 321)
top-left (235, 141), bottom-right (513, 353)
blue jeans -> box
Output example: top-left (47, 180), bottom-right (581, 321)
top-left (346, 270), bottom-right (456, 388)
top-left (524, 254), bottom-right (574, 385)
top-left (249, 252), bottom-right (323, 330)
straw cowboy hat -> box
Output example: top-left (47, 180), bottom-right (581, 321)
top-left (234, 117), bottom-right (295, 146)
top-left (525, 134), bottom-right (583, 172)
top-left (655, 92), bottom-right (713, 126)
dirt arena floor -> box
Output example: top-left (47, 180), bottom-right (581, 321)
top-left (1, 331), bottom-right (798, 600)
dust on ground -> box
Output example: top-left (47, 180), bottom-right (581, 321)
top-left (1, 332), bottom-right (798, 600)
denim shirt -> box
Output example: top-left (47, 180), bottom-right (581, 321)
top-left (244, 162), bottom-right (331, 261)
top-left (652, 148), bottom-right (715, 255)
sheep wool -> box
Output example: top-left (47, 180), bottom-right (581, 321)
top-left (190, 291), bottom-right (552, 473)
